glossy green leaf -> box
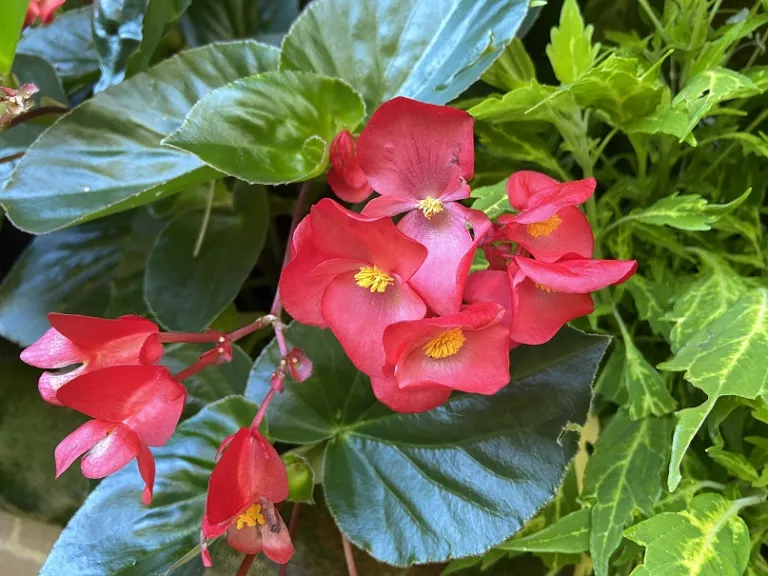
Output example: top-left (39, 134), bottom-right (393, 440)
top-left (160, 343), bottom-right (252, 417)
top-left (667, 396), bottom-right (717, 492)
top-left (593, 341), bottom-right (627, 405)
top-left (0, 215), bottom-right (133, 347)
top-left (0, 122), bottom-right (44, 193)
top-left (40, 396), bottom-right (257, 576)
top-left (0, 41), bottom-right (278, 234)
top-left (665, 251), bottom-right (749, 353)
top-left (279, 0), bottom-right (530, 111)
top-left (0, 340), bottom-right (89, 524)
top-left (625, 493), bottom-right (752, 576)
top-left (282, 453), bottom-right (315, 504)
top-left (622, 190), bottom-right (751, 231)
top-left (469, 178), bottom-right (509, 219)
top-left (582, 410), bottom-right (673, 576)
top-left (660, 289), bottom-right (768, 399)
top-left (92, 0), bottom-right (149, 91)
top-left (481, 38), bottom-right (535, 91)
top-left (247, 323), bottom-right (607, 565)
top-left (0, 0), bottom-right (27, 75)
top-left (145, 187), bottom-right (269, 331)
top-left (498, 509), bottom-right (590, 554)
top-left (545, 0), bottom-right (598, 85)
top-left (12, 53), bottom-right (68, 106)
top-left (163, 71), bottom-right (365, 184)
top-left (629, 69), bottom-right (761, 144)
top-left (127, 0), bottom-right (192, 74)
top-left (17, 7), bottom-right (100, 85)
top-left (181, 0), bottom-right (299, 46)
top-left (622, 334), bottom-right (677, 420)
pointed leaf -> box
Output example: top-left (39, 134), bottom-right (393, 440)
top-left (545, 0), bottom-right (598, 85)
top-left (667, 397), bottom-right (717, 491)
top-left (626, 275), bottom-right (672, 340)
top-left (498, 508), bottom-right (590, 554)
top-left (469, 178), bottom-right (510, 219)
top-left (481, 38), bottom-right (535, 91)
top-left (625, 190), bottom-right (751, 231)
top-left (623, 335), bottom-right (677, 420)
top-left (93, 0), bottom-right (149, 91)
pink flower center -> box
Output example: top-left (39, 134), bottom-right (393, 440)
top-left (235, 503), bottom-right (265, 530)
top-left (526, 213), bottom-right (562, 238)
top-left (354, 266), bottom-right (394, 293)
top-left (423, 328), bottom-right (466, 359)
top-left (417, 197), bottom-right (444, 219)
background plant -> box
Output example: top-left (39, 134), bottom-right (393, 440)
top-left (0, 0), bottom-right (767, 575)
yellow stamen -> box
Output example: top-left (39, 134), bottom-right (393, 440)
top-left (235, 504), bottom-right (265, 530)
top-left (526, 213), bottom-right (562, 238)
top-left (423, 328), bottom-right (466, 359)
top-left (354, 266), bottom-right (394, 293)
top-left (417, 197), bottom-right (444, 219)
top-left (535, 282), bottom-right (553, 293)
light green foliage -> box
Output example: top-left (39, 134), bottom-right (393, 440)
top-left (0, 0), bottom-right (28, 75)
top-left (626, 493), bottom-right (752, 576)
top-left (622, 190), bottom-right (751, 231)
top-left (481, 38), bottom-right (535, 91)
top-left (469, 178), bottom-right (509, 219)
top-left (622, 333), bottom-right (677, 420)
top-left (545, 0), bottom-right (598, 85)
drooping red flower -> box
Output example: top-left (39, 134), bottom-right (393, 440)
top-left (358, 97), bottom-right (491, 316)
top-left (284, 348), bottom-right (313, 382)
top-left (509, 256), bottom-right (637, 344)
top-left (54, 365), bottom-right (186, 504)
top-left (24, 0), bottom-right (66, 26)
top-left (20, 313), bottom-right (163, 406)
top-left (380, 303), bottom-right (510, 403)
top-left (464, 268), bottom-right (514, 331)
top-left (498, 171), bottom-right (595, 263)
top-left (280, 198), bottom-right (428, 376)
top-left (201, 427), bottom-right (292, 566)
top-left (327, 130), bottom-right (373, 203)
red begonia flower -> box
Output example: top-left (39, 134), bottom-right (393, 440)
top-left (285, 348), bottom-right (313, 382)
top-left (25, 0), bottom-right (65, 26)
top-left (20, 313), bottom-right (163, 406)
top-left (54, 365), bottom-right (186, 504)
top-left (498, 171), bottom-right (595, 263)
top-left (370, 374), bottom-right (452, 413)
top-left (280, 198), bottom-right (427, 376)
top-left (464, 269), bottom-right (514, 331)
top-left (509, 256), bottom-right (638, 345)
top-left (201, 427), bottom-right (292, 566)
top-left (327, 130), bottom-right (373, 203)
top-left (357, 97), bottom-right (489, 315)
top-left (381, 303), bottom-right (510, 396)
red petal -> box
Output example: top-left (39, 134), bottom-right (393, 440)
top-left (322, 272), bottom-right (426, 376)
top-left (20, 327), bottom-right (86, 368)
top-left (280, 217), bottom-right (331, 327)
top-left (514, 256), bottom-right (638, 293)
top-left (137, 443), bottom-right (156, 505)
top-left (504, 206), bottom-right (594, 263)
top-left (259, 503), bottom-right (294, 564)
top-left (227, 523), bottom-right (264, 555)
top-left (464, 269), bottom-right (513, 330)
top-left (508, 274), bottom-right (594, 345)
top-left (505, 171), bottom-right (560, 210)
top-left (38, 364), bottom-right (88, 406)
top-left (506, 175), bottom-right (596, 224)
top-left (54, 419), bottom-right (112, 478)
top-left (56, 365), bottom-right (184, 423)
top-left (370, 374), bottom-right (451, 413)
top-left (80, 423), bottom-right (141, 479)
top-left (361, 195), bottom-right (419, 218)
top-left (124, 392), bottom-right (185, 447)
top-left (48, 313), bottom-right (158, 351)
top-left (328, 131), bottom-right (373, 203)
top-left (399, 203), bottom-right (490, 316)
top-left (310, 199), bottom-right (427, 281)
top-left (357, 97), bottom-right (474, 200)
top-left (38, 0), bottom-right (65, 22)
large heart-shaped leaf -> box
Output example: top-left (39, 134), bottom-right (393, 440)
top-left (39, 396), bottom-right (258, 576)
top-left (0, 122), bottom-right (45, 193)
top-left (0, 340), bottom-right (90, 524)
top-left (246, 324), bottom-right (608, 565)
top-left (0, 41), bottom-right (278, 234)
top-left (163, 70), bottom-right (366, 184)
top-left (145, 187), bottom-right (269, 330)
top-left (279, 0), bottom-right (530, 112)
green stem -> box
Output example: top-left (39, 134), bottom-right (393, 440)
top-left (637, 0), bottom-right (669, 43)
top-left (192, 181), bottom-right (215, 258)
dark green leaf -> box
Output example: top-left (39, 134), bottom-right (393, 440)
top-left (163, 71), bottom-right (365, 184)
top-left (0, 0), bottom-right (27, 75)
top-left (279, 0), bottom-right (530, 111)
top-left (0, 41), bottom-right (278, 234)
top-left (40, 396), bottom-right (257, 576)
top-left (545, 0), bottom-right (598, 85)
top-left (625, 493), bottom-right (752, 576)
top-left (0, 340), bottom-right (89, 524)
top-left (0, 122), bottom-right (44, 193)
top-left (498, 508), bottom-right (590, 554)
top-left (475, 122), bottom-right (563, 178)
top-left (626, 275), bottom-right (672, 340)
top-left (12, 53), bottom-right (68, 106)
top-left (181, 0), bottom-right (299, 46)
top-left (17, 7), bottom-right (100, 85)
top-left (247, 324), bottom-right (607, 565)
top-left (127, 0), bottom-right (192, 74)
top-left (594, 341), bottom-right (627, 405)
top-left (582, 410), bottom-right (673, 576)
top-left (92, 0), bottom-right (149, 91)
top-left (145, 187), bottom-right (269, 330)
top-left (622, 333), bottom-right (677, 420)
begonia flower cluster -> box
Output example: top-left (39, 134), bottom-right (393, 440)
top-left (282, 97), bottom-right (636, 413)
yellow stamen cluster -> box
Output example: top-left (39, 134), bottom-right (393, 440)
top-left (417, 197), bottom-right (444, 219)
top-left (535, 282), bottom-right (553, 293)
top-left (526, 213), bottom-right (562, 238)
top-left (354, 266), bottom-right (394, 293)
top-left (423, 328), bottom-right (466, 359)
top-left (235, 504), bottom-right (266, 530)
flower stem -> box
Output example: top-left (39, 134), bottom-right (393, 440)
top-left (251, 389), bottom-right (275, 428)
top-left (157, 332), bottom-right (224, 344)
top-left (341, 534), bottom-right (358, 576)
top-left (226, 314), bottom-right (277, 343)
top-left (192, 181), bottom-right (215, 258)
top-left (173, 352), bottom-right (222, 381)
top-left (278, 504), bottom-right (301, 576)
top-left (237, 553), bottom-right (256, 576)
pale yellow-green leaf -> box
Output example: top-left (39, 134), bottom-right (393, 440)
top-left (623, 334), bottom-right (677, 420)
top-left (469, 178), bottom-right (509, 219)
top-left (481, 38), bottom-right (535, 91)
top-left (545, 0), bottom-right (598, 85)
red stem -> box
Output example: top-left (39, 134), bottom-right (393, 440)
top-left (277, 504), bottom-right (301, 576)
top-left (157, 332), bottom-right (224, 344)
top-left (251, 389), bottom-right (275, 428)
top-left (341, 534), bottom-right (358, 576)
top-left (172, 353), bottom-right (220, 381)
top-left (236, 553), bottom-right (257, 576)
